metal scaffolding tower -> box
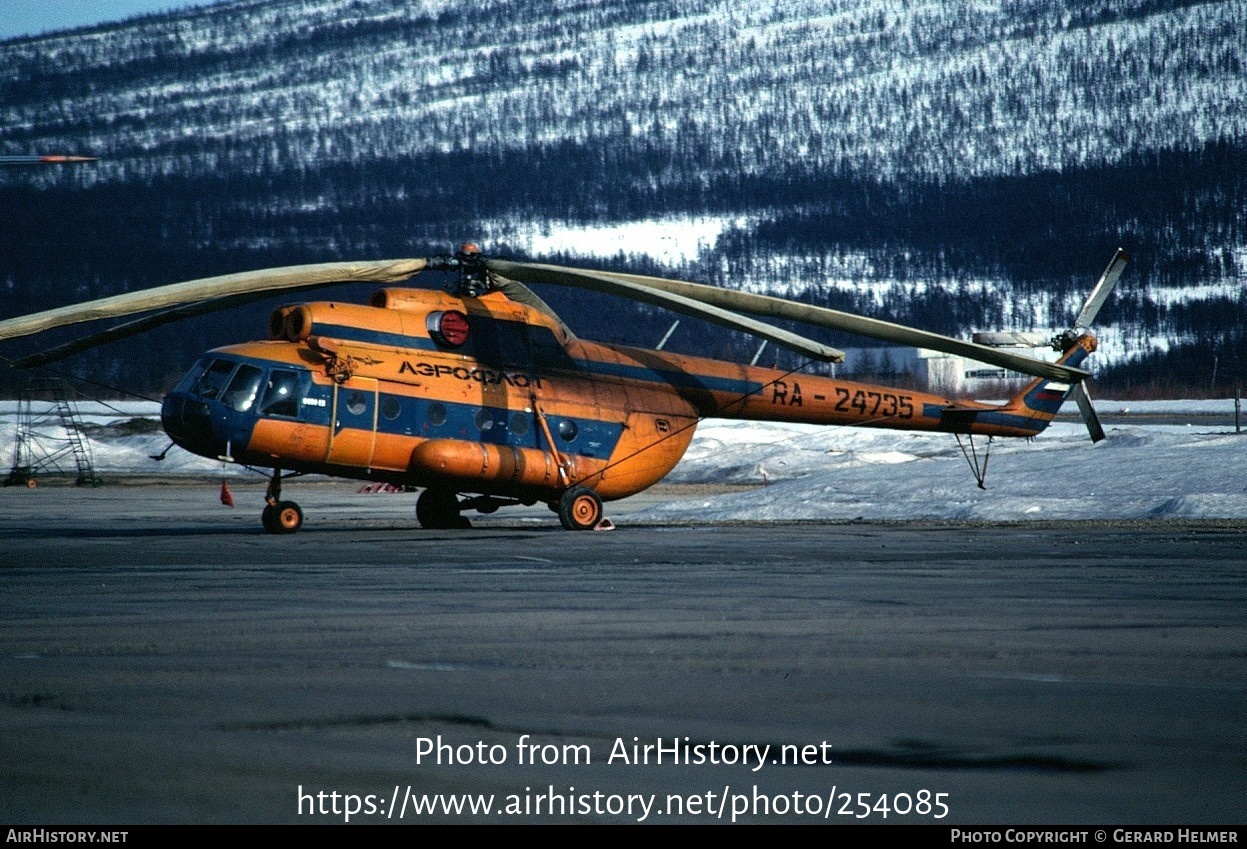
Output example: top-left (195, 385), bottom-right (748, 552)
top-left (5, 380), bottom-right (101, 487)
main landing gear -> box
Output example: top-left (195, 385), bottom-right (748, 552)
top-left (556, 485), bottom-right (604, 531)
top-left (261, 468), bottom-right (303, 534)
top-left (414, 485), bottom-right (608, 530)
top-left (416, 488), bottom-right (471, 529)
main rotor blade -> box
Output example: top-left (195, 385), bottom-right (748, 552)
top-left (487, 260), bottom-right (845, 363)
top-left (0, 259), bottom-right (428, 344)
top-left (496, 261), bottom-right (1088, 382)
top-left (13, 291), bottom-right (287, 368)
top-left (488, 275), bottom-right (576, 341)
top-left (605, 269), bottom-right (1096, 381)
top-left (1073, 248), bottom-right (1130, 329)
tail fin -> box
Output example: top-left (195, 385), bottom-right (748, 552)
top-left (1001, 334), bottom-right (1100, 436)
top-left (996, 248), bottom-right (1128, 442)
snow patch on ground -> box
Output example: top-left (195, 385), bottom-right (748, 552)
top-left (643, 418), bottom-right (1247, 521)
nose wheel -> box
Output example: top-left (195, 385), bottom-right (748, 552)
top-left (262, 501), bottom-right (303, 534)
top-left (261, 468), bottom-right (304, 534)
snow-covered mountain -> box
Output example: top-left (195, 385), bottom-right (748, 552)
top-left (5, 0), bottom-right (1242, 181)
top-left (1, 0), bottom-right (1244, 393)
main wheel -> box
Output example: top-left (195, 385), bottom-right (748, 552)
top-left (558, 486), bottom-right (602, 531)
top-left (262, 501), bottom-right (303, 534)
top-left (417, 488), bottom-right (470, 529)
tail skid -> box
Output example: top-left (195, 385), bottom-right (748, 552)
top-left (958, 332), bottom-right (1102, 487)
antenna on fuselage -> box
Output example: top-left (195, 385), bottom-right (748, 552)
top-left (750, 340), bottom-right (768, 366)
top-left (655, 319), bottom-right (680, 350)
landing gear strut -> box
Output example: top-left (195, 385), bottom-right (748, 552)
top-left (262, 468), bottom-right (303, 534)
top-left (955, 434), bottom-right (993, 490)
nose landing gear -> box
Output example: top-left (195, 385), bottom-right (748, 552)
top-left (262, 500), bottom-right (303, 534)
top-left (261, 468), bottom-right (303, 534)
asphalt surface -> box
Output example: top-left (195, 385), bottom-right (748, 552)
top-left (1, 483), bottom-right (1244, 825)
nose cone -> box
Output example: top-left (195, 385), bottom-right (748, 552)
top-left (161, 392), bottom-right (233, 459)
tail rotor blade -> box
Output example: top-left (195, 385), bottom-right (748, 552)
top-left (1070, 381), bottom-right (1106, 443)
top-left (1074, 248), bottom-right (1130, 329)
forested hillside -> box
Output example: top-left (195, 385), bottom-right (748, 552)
top-left (2, 0), bottom-right (1244, 395)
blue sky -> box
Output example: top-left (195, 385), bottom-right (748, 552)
top-left (0, 1), bottom-right (208, 41)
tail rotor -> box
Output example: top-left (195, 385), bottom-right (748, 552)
top-left (1055, 248), bottom-right (1130, 442)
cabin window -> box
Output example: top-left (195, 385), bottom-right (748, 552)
top-left (426, 402), bottom-right (447, 427)
top-left (221, 364), bottom-right (264, 413)
top-left (260, 369), bottom-right (303, 418)
top-left (557, 419), bottom-right (578, 442)
top-left (509, 411), bottom-right (530, 437)
top-left (345, 391), bottom-right (367, 416)
top-left (380, 396), bottom-right (401, 421)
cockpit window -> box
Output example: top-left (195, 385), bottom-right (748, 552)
top-left (259, 369), bottom-right (303, 418)
top-left (221, 364), bottom-right (264, 413)
top-left (196, 360), bottom-right (237, 400)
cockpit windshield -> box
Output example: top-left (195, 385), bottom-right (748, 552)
top-left (195, 359), bottom-right (237, 401)
top-left (176, 358), bottom-right (305, 419)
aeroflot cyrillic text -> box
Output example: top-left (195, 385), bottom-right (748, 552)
top-left (399, 360), bottom-right (544, 388)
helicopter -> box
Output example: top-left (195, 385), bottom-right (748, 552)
top-left (0, 244), bottom-right (1128, 532)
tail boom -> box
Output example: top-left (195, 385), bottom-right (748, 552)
top-left (683, 335), bottom-right (1098, 439)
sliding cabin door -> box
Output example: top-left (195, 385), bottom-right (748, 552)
top-left (326, 378), bottom-right (379, 468)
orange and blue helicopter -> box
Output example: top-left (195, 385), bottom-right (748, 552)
top-left (0, 245), bottom-right (1128, 532)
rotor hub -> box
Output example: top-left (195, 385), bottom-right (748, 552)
top-left (453, 242), bottom-right (491, 297)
